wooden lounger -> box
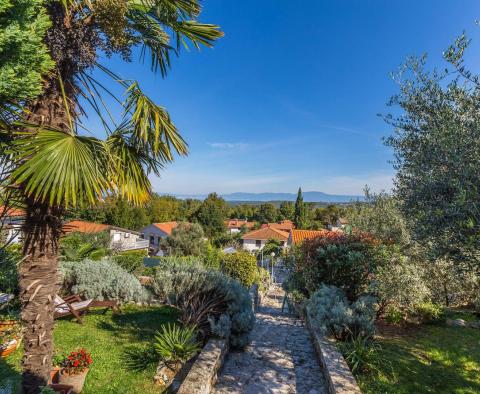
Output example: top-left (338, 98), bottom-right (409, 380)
top-left (54, 295), bottom-right (118, 324)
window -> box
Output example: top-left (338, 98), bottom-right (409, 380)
top-left (255, 240), bottom-right (262, 248)
top-left (124, 232), bottom-right (130, 238)
top-left (113, 233), bottom-right (121, 242)
top-left (150, 235), bottom-right (155, 244)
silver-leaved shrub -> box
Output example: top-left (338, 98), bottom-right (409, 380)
top-left (60, 259), bottom-right (148, 303)
top-left (308, 284), bottom-right (377, 340)
top-left (152, 264), bottom-right (255, 348)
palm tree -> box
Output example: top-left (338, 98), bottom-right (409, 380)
top-left (2, 1), bottom-right (222, 391)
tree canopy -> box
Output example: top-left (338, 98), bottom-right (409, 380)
top-left (385, 35), bottom-right (480, 271)
top-left (0, 0), bottom-right (54, 102)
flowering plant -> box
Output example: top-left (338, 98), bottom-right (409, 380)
top-left (61, 348), bottom-right (92, 375)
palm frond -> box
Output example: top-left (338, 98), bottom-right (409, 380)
top-left (127, 0), bottom-right (223, 74)
top-left (123, 81), bottom-right (188, 161)
top-left (10, 127), bottom-right (110, 207)
top-left (106, 130), bottom-right (152, 204)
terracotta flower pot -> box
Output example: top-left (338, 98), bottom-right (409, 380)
top-left (50, 366), bottom-right (61, 384)
top-left (58, 368), bottom-right (89, 394)
top-left (0, 320), bottom-right (17, 332)
top-left (0, 337), bottom-right (20, 358)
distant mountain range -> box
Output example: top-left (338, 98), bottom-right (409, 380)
top-left (168, 191), bottom-right (364, 203)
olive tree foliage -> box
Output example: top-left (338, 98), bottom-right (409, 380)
top-left (346, 187), bottom-right (410, 246)
top-left (371, 246), bottom-right (430, 313)
top-left (384, 34), bottom-right (480, 273)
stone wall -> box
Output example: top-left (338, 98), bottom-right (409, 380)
top-left (304, 308), bottom-right (362, 394)
top-left (177, 338), bottom-right (228, 394)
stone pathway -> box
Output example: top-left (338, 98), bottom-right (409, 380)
top-left (214, 283), bottom-right (327, 394)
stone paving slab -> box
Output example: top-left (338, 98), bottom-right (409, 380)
top-left (214, 284), bottom-right (327, 394)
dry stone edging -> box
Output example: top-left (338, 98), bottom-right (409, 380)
top-left (177, 338), bottom-right (228, 394)
top-left (304, 307), bottom-right (362, 394)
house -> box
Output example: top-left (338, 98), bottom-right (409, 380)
top-left (224, 219), bottom-right (255, 234)
top-left (63, 220), bottom-right (148, 252)
top-left (0, 206), bottom-right (25, 244)
top-left (241, 227), bottom-right (289, 252)
top-left (328, 217), bottom-right (348, 231)
top-left (288, 229), bottom-right (331, 247)
top-left (261, 219), bottom-right (295, 232)
top-left (139, 222), bottom-right (179, 254)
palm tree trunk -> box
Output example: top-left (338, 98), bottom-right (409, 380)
top-left (19, 200), bottom-right (63, 393)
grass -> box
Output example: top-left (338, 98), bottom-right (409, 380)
top-left (358, 324), bottom-right (480, 394)
top-left (0, 305), bottom-right (178, 394)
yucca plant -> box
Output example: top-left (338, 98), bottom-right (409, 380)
top-left (0, 1), bottom-right (222, 391)
top-left (154, 324), bottom-right (200, 366)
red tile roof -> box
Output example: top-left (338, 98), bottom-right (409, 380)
top-left (242, 227), bottom-right (289, 241)
top-left (225, 219), bottom-right (255, 229)
top-left (261, 220), bottom-right (295, 231)
top-left (0, 206), bottom-right (25, 217)
top-left (152, 222), bottom-right (179, 235)
top-left (289, 229), bottom-right (332, 245)
top-left (63, 220), bottom-right (110, 234)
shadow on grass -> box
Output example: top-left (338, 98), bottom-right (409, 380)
top-left (361, 326), bottom-right (480, 394)
top-left (95, 305), bottom-right (179, 342)
top-left (0, 355), bottom-right (21, 393)
top-left (122, 344), bottom-right (159, 372)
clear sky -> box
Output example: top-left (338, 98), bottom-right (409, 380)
top-left (86, 0), bottom-right (480, 195)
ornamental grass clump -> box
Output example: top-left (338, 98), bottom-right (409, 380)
top-left (60, 259), bottom-right (148, 303)
top-left (152, 265), bottom-right (254, 348)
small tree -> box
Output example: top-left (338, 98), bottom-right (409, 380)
top-left (279, 201), bottom-right (295, 221)
top-left (255, 203), bottom-right (277, 224)
top-left (294, 187), bottom-right (307, 229)
top-left (161, 222), bottom-right (206, 257)
top-left (262, 239), bottom-right (283, 259)
top-left (194, 193), bottom-right (227, 237)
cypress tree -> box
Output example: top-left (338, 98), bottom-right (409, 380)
top-left (294, 187), bottom-right (307, 229)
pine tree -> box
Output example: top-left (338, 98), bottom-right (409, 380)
top-left (294, 187), bottom-right (307, 229)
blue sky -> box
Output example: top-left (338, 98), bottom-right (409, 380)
top-left (86, 0), bottom-right (480, 195)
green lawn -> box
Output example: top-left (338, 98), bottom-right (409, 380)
top-left (359, 324), bottom-right (480, 394)
top-left (0, 305), bottom-right (178, 394)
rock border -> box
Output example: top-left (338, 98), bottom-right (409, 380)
top-left (177, 338), bottom-right (228, 394)
top-left (302, 306), bottom-right (362, 394)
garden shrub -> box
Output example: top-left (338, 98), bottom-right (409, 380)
top-left (201, 242), bottom-right (222, 270)
top-left (60, 259), bottom-right (148, 303)
top-left (112, 249), bottom-right (147, 275)
top-left (0, 245), bottom-right (21, 294)
top-left (152, 265), bottom-right (255, 348)
top-left (298, 232), bottom-right (381, 300)
top-left (384, 305), bottom-right (403, 325)
top-left (411, 302), bottom-right (444, 323)
top-left (221, 251), bottom-right (257, 288)
top-left (60, 231), bottom-right (110, 261)
top-left (148, 255), bottom-right (204, 269)
top-left (308, 284), bottom-right (377, 340)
